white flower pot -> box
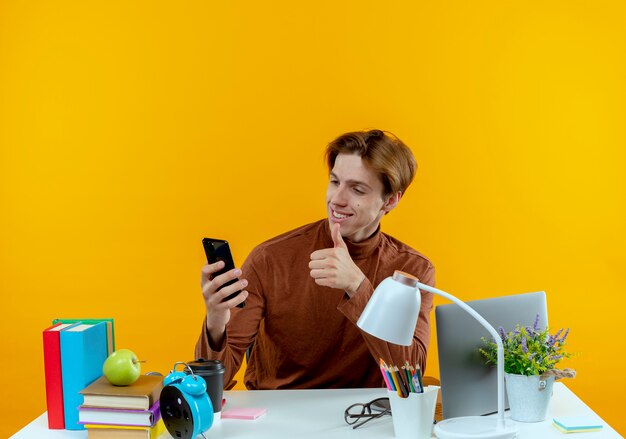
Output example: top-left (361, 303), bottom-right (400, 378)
top-left (504, 372), bottom-right (555, 422)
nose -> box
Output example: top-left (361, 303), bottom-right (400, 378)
top-left (330, 185), bottom-right (348, 207)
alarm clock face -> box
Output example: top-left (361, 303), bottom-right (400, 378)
top-left (161, 385), bottom-right (195, 439)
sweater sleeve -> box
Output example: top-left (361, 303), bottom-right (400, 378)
top-left (194, 254), bottom-right (266, 387)
top-left (337, 260), bottom-right (435, 374)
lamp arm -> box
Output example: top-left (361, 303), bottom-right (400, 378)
top-left (416, 282), bottom-right (507, 428)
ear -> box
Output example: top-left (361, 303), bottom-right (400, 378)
top-left (382, 191), bottom-right (402, 214)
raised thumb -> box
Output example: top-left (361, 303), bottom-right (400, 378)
top-left (331, 223), bottom-right (347, 249)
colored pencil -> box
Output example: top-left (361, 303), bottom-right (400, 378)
top-left (393, 366), bottom-right (409, 398)
top-left (379, 359), bottom-right (394, 391)
top-left (384, 360), bottom-right (427, 396)
top-left (403, 364), bottom-right (415, 393)
top-left (379, 359), bottom-right (396, 391)
top-left (413, 364), bottom-right (424, 393)
top-left (389, 366), bottom-right (403, 397)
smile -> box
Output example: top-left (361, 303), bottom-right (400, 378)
top-left (332, 210), bottom-right (352, 219)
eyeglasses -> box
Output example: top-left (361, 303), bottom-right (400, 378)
top-left (344, 397), bottom-right (391, 429)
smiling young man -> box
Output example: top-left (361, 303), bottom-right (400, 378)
top-left (195, 130), bottom-right (435, 389)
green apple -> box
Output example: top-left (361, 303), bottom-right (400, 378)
top-left (103, 349), bottom-right (141, 386)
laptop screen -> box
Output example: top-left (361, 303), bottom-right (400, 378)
top-left (435, 291), bottom-right (548, 419)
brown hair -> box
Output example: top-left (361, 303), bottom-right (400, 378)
top-left (325, 129), bottom-right (417, 197)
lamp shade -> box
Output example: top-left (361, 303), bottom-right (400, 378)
top-left (357, 271), bottom-right (421, 346)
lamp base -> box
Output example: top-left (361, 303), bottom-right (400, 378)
top-left (434, 416), bottom-right (517, 439)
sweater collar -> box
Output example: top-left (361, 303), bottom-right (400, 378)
top-left (321, 219), bottom-right (382, 260)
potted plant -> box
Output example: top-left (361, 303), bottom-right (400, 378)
top-left (479, 315), bottom-right (575, 422)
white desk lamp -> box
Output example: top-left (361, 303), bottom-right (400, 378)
top-left (357, 271), bottom-right (517, 439)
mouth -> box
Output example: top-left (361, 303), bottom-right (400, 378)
top-left (330, 209), bottom-right (352, 221)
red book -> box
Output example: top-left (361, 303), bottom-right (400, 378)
top-left (42, 322), bottom-right (78, 429)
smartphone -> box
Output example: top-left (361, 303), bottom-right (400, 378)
top-left (202, 238), bottom-right (246, 308)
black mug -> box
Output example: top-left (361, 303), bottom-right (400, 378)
top-left (186, 359), bottom-right (226, 413)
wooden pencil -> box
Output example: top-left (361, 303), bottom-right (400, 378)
top-left (379, 359), bottom-right (394, 391)
top-left (389, 366), bottom-right (403, 397)
top-left (393, 366), bottom-right (409, 398)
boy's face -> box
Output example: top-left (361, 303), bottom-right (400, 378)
top-left (326, 153), bottom-right (398, 242)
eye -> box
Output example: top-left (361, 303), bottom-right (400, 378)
top-left (329, 178), bottom-right (339, 186)
top-left (353, 187), bottom-right (365, 195)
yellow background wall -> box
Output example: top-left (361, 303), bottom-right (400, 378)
top-left (1, 1), bottom-right (624, 437)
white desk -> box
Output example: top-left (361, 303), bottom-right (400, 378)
top-left (11, 383), bottom-right (622, 438)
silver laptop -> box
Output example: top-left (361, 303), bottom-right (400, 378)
top-left (435, 291), bottom-right (548, 419)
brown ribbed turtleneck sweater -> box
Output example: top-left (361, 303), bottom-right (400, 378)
top-left (195, 219), bottom-right (435, 389)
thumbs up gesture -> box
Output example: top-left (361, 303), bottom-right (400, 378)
top-left (309, 223), bottom-right (366, 296)
top-left (331, 221), bottom-right (348, 249)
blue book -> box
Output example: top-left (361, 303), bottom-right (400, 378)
top-left (53, 318), bottom-right (115, 354)
top-left (60, 322), bottom-right (108, 430)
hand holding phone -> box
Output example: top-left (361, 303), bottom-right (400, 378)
top-left (202, 238), bottom-right (246, 308)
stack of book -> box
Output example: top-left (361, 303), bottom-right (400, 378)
top-left (79, 374), bottom-right (165, 439)
top-left (42, 318), bottom-right (115, 430)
